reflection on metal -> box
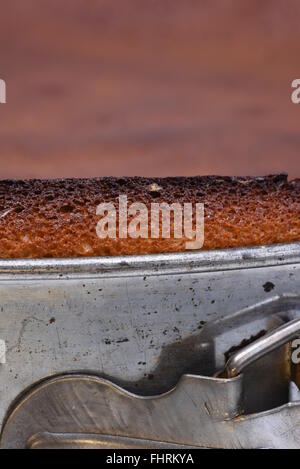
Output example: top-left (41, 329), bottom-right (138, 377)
top-left (1, 369), bottom-right (300, 449)
top-left (1, 243), bottom-right (300, 448)
top-left (225, 318), bottom-right (300, 378)
top-left (28, 432), bottom-right (197, 449)
top-left (0, 242), bottom-right (300, 279)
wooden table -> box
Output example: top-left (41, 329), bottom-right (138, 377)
top-left (0, 1), bottom-right (299, 179)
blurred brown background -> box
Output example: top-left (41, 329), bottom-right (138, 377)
top-left (0, 0), bottom-right (299, 179)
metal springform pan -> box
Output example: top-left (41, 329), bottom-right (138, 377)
top-left (1, 242), bottom-right (300, 448)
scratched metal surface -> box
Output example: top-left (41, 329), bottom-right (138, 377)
top-left (3, 373), bottom-right (300, 448)
top-left (0, 243), bottom-right (300, 431)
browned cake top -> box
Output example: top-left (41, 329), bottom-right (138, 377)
top-left (0, 174), bottom-right (299, 258)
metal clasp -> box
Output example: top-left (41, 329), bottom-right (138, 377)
top-left (225, 318), bottom-right (300, 378)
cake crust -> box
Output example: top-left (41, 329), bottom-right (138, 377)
top-left (0, 174), bottom-right (299, 258)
